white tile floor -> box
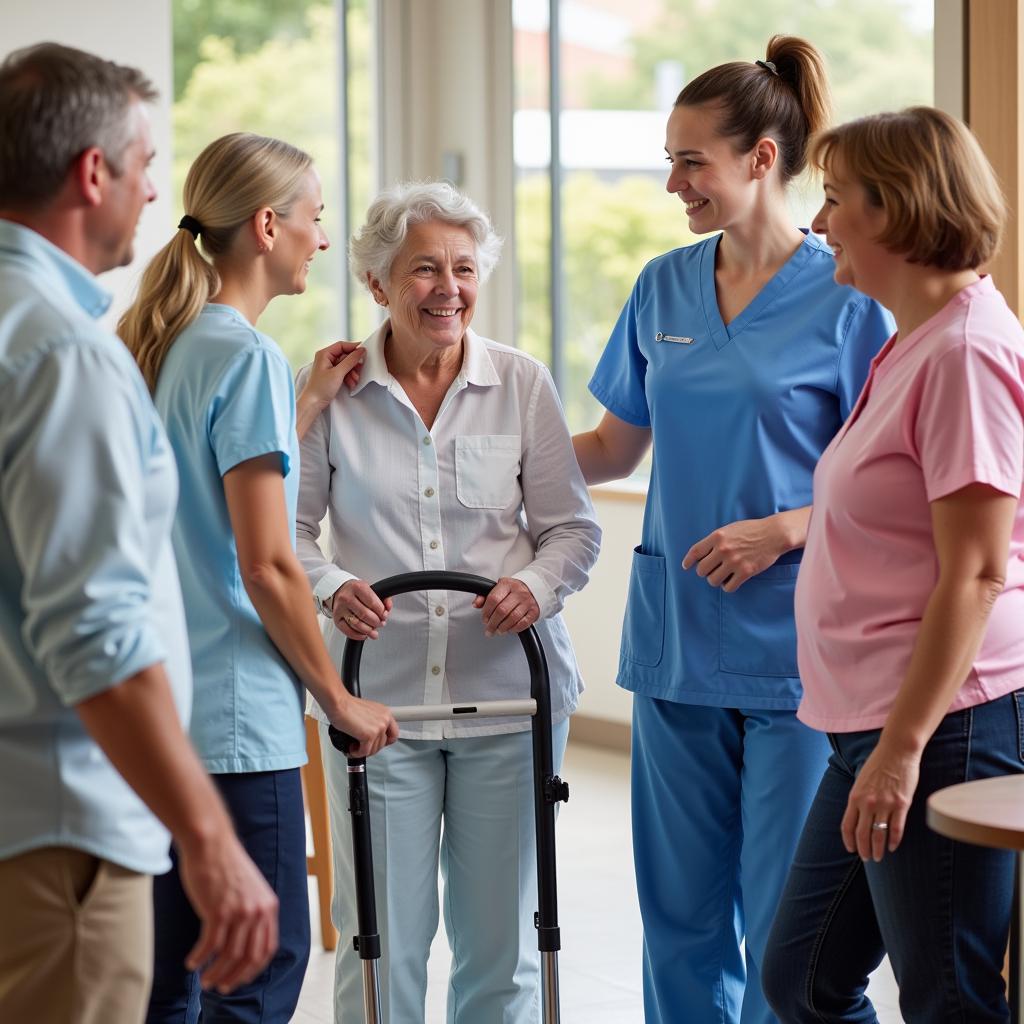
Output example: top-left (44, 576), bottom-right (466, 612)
top-left (299, 740), bottom-right (903, 1022)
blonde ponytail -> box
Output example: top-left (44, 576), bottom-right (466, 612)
top-left (119, 132), bottom-right (313, 392)
top-left (119, 230), bottom-right (218, 392)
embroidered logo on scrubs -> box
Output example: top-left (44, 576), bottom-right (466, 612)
top-left (655, 332), bottom-right (694, 345)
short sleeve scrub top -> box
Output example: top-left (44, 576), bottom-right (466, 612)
top-left (590, 232), bottom-right (893, 707)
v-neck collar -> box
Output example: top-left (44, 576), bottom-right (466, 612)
top-left (831, 276), bottom-right (992, 449)
top-left (871, 274), bottom-right (994, 382)
top-left (699, 230), bottom-right (820, 350)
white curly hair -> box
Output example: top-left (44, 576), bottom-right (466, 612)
top-left (349, 180), bottom-right (503, 288)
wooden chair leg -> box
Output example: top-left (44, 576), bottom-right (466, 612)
top-left (302, 716), bottom-right (338, 952)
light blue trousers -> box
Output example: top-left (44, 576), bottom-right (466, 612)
top-left (320, 720), bottom-right (569, 1024)
top-left (631, 698), bottom-right (830, 1024)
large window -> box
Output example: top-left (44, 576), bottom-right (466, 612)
top-left (514, 0), bottom-right (934, 442)
top-left (172, 0), bottom-right (379, 370)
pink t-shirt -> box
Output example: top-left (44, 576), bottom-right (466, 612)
top-left (796, 276), bottom-right (1024, 732)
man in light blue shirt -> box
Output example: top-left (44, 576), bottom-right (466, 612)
top-left (0, 43), bottom-right (278, 1023)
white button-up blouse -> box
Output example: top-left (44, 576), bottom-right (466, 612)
top-left (296, 323), bottom-right (602, 739)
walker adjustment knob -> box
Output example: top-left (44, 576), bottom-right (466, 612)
top-left (545, 775), bottom-right (570, 804)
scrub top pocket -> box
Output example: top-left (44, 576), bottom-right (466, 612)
top-left (719, 561), bottom-right (800, 677)
top-left (454, 434), bottom-right (522, 509)
top-left (621, 547), bottom-right (666, 668)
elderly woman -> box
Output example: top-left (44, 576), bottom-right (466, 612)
top-left (762, 107), bottom-right (1024, 1022)
top-left (296, 181), bottom-right (600, 1023)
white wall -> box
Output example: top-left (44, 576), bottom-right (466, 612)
top-left (1, 0), bottom-right (174, 323)
top-left (562, 491), bottom-right (643, 726)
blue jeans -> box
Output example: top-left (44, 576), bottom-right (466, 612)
top-left (632, 698), bottom-right (831, 1024)
top-left (146, 768), bottom-right (310, 1024)
top-left (763, 691), bottom-right (1024, 1023)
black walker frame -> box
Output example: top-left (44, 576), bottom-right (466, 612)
top-left (328, 570), bottom-right (569, 1024)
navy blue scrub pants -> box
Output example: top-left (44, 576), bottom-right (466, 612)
top-left (632, 696), bottom-right (830, 1024)
top-left (146, 768), bottom-right (310, 1024)
top-left (763, 691), bottom-right (1022, 1023)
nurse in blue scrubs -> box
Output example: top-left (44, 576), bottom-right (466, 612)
top-left (574, 37), bottom-right (893, 1023)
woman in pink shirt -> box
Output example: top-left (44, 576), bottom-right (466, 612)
top-left (763, 107), bottom-right (1024, 1022)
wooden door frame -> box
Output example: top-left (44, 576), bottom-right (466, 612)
top-left (966, 0), bottom-right (1023, 316)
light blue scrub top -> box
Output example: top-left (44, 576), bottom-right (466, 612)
top-left (590, 232), bottom-right (893, 709)
top-left (156, 304), bottom-right (306, 772)
top-left (0, 220), bottom-right (192, 873)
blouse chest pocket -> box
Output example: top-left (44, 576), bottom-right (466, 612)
top-left (454, 435), bottom-right (522, 509)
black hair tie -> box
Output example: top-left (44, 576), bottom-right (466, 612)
top-left (177, 214), bottom-right (202, 239)
top-left (755, 59), bottom-right (779, 77)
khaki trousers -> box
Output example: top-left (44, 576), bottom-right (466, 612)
top-left (0, 846), bottom-right (153, 1024)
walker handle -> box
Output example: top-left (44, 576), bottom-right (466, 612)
top-left (328, 571), bottom-right (552, 753)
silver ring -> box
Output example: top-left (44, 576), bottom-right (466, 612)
top-left (871, 821), bottom-right (889, 831)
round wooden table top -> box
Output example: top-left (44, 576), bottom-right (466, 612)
top-left (927, 775), bottom-right (1024, 851)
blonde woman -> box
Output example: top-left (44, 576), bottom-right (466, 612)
top-left (763, 108), bottom-right (1024, 1021)
top-left (119, 132), bottom-right (397, 1023)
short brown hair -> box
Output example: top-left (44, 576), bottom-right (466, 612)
top-left (0, 42), bottom-right (157, 210)
top-left (676, 35), bottom-right (832, 183)
top-left (809, 107), bottom-right (1005, 272)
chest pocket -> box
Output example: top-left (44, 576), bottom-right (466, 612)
top-left (454, 435), bottom-right (522, 509)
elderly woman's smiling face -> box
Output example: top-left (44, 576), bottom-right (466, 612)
top-left (370, 220), bottom-right (478, 352)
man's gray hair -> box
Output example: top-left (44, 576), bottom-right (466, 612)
top-left (0, 42), bottom-right (157, 210)
top-left (350, 181), bottom-right (503, 288)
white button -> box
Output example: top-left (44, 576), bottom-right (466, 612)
top-left (423, 436), bottom-right (432, 445)
top-left (435, 606), bottom-right (445, 616)
top-left (429, 540), bottom-right (439, 550)
top-left (424, 487), bottom-right (435, 497)
top-left (431, 665), bottom-right (441, 675)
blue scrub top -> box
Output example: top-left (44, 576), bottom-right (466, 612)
top-left (590, 232), bottom-right (892, 708)
top-left (156, 304), bottom-right (306, 772)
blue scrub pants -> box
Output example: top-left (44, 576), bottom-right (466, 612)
top-left (763, 692), bottom-right (1021, 1023)
top-left (146, 768), bottom-right (310, 1024)
top-left (320, 719), bottom-right (569, 1024)
top-left (632, 696), bottom-right (830, 1024)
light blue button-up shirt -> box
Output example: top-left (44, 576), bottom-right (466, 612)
top-left (155, 304), bottom-right (305, 773)
top-left (0, 220), bottom-right (193, 874)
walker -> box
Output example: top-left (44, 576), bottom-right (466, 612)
top-left (327, 570), bottom-right (570, 1024)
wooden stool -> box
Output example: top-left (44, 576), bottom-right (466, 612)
top-left (928, 774), bottom-right (1024, 1023)
top-left (302, 715), bottom-right (338, 951)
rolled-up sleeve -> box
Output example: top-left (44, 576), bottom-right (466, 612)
top-left (1, 341), bottom-right (167, 705)
top-left (210, 346), bottom-right (295, 477)
top-left (513, 367), bottom-right (602, 618)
